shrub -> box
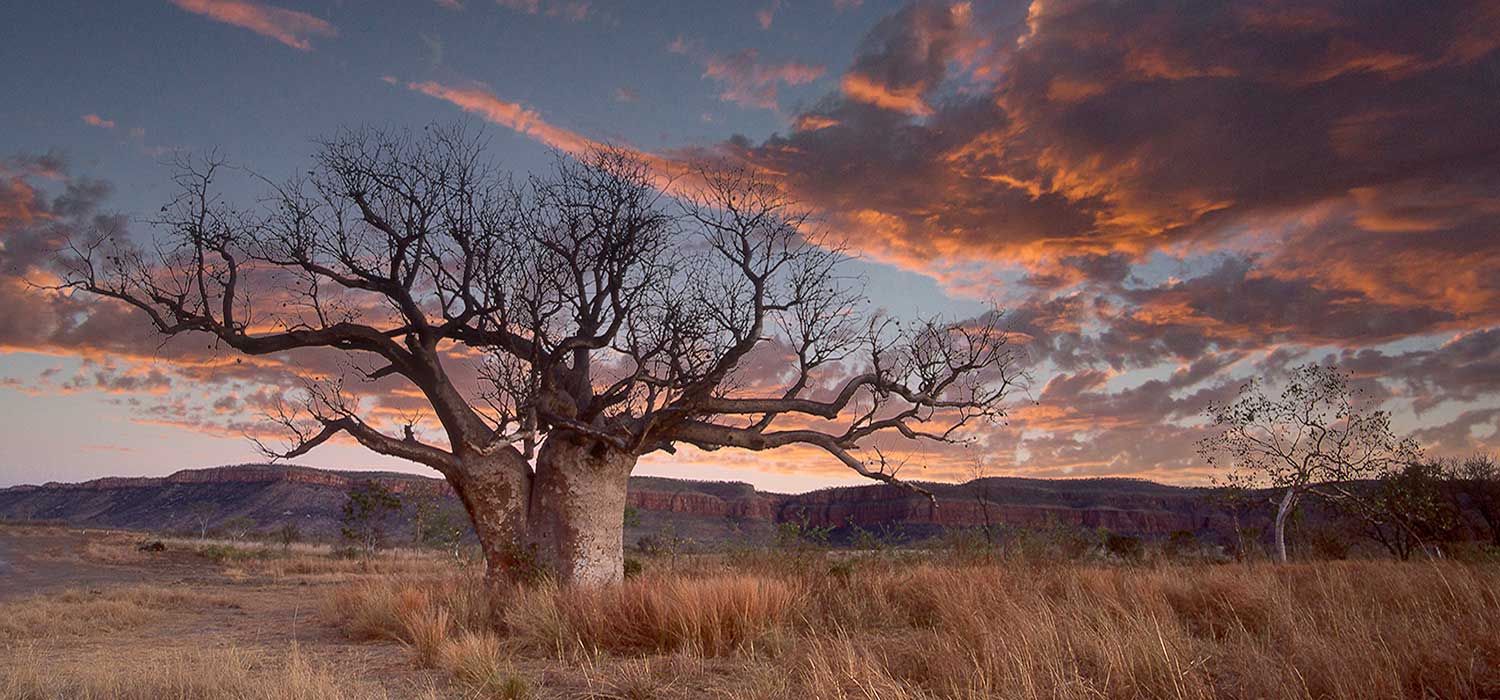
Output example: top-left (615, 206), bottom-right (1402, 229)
top-left (1104, 532), bottom-right (1144, 561)
top-left (1164, 529), bottom-right (1199, 558)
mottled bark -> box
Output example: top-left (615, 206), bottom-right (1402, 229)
top-left (446, 450), bottom-right (534, 582)
top-left (526, 430), bottom-right (636, 586)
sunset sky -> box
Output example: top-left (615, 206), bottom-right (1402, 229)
top-left (2, 0), bottom-right (1497, 492)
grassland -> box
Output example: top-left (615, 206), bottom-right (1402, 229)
top-left (2, 525), bottom-right (1497, 699)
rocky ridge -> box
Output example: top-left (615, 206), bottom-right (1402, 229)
top-left (0, 464), bottom-right (1230, 547)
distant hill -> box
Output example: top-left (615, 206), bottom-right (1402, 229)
top-left (0, 464), bottom-right (1248, 549)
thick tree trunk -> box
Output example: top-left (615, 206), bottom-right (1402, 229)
top-left (1274, 487), bottom-right (1300, 563)
top-left (446, 450), bottom-right (534, 583)
top-left (527, 430), bottom-right (636, 586)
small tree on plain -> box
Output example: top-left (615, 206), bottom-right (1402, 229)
top-left (1444, 453), bottom-right (1500, 546)
top-left (221, 516), bottom-right (256, 542)
top-left (61, 125), bottom-right (1023, 585)
top-left (342, 481), bottom-right (402, 556)
top-left (184, 501), bottom-right (215, 539)
top-left (276, 522), bottom-right (302, 550)
top-left (965, 451), bottom-right (997, 545)
top-left (1198, 364), bottom-right (1419, 563)
top-left (1355, 460), bottom-right (1458, 560)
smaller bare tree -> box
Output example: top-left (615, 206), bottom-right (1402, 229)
top-left (965, 450), bottom-right (997, 545)
top-left (1199, 364), bottom-right (1419, 562)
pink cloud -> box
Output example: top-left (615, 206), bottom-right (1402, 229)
top-left (81, 114), bottom-right (115, 129)
top-left (168, 0), bottom-right (337, 51)
top-left (666, 35), bottom-right (699, 55)
top-left (757, 1), bottom-right (780, 29)
top-left (703, 49), bottom-right (825, 111)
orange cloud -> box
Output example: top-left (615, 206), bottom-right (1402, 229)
top-left (169, 0), bottom-right (337, 51)
top-left (81, 114), bottom-right (115, 129)
top-left (405, 80), bottom-right (593, 155)
top-left (840, 73), bottom-right (933, 116)
top-left (793, 114), bottom-right (841, 132)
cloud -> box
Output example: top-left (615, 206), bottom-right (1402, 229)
top-left (420, 33), bottom-right (444, 68)
top-left (757, 1), bottom-right (780, 30)
top-left (667, 0), bottom-right (1500, 478)
top-left (702, 49), bottom-right (826, 111)
top-left (496, 0), bottom-right (591, 22)
top-left (695, 0), bottom-right (1500, 327)
top-left (168, 0), bottom-right (337, 51)
top-left (404, 80), bottom-right (594, 154)
top-left (836, 1), bottom-right (971, 116)
top-left (666, 36), bottom-right (700, 55)
top-left (81, 114), bottom-right (115, 129)
top-left (614, 87), bottom-right (639, 103)
top-left (8, 0), bottom-right (1499, 484)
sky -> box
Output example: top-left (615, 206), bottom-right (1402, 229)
top-left (1, 0), bottom-right (1497, 492)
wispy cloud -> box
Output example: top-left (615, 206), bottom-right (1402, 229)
top-left (168, 0), bottom-right (337, 51)
top-left (665, 35), bottom-right (699, 55)
top-left (703, 49), bottom-right (825, 111)
top-left (404, 80), bottom-right (593, 154)
top-left (496, 0), bottom-right (591, 22)
top-left (81, 114), bottom-right (116, 129)
top-left (757, 0), bottom-right (780, 29)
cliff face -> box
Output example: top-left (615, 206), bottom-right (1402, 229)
top-left (0, 464), bottom-right (1232, 546)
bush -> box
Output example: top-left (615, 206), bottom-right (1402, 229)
top-left (1164, 529), bottom-right (1198, 558)
top-left (1104, 532), bottom-right (1144, 561)
top-left (1307, 529), bottom-right (1351, 560)
top-left (775, 517), bottom-right (833, 550)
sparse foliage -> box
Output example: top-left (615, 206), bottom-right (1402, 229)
top-left (221, 517), bottom-right (256, 542)
top-left (342, 481), bottom-right (402, 556)
top-left (1354, 460), bottom-right (1460, 560)
top-left (276, 522), bottom-right (302, 550)
top-left (1199, 364), bottom-right (1420, 562)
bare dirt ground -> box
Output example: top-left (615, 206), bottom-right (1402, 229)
top-left (0, 526), bottom-right (204, 597)
top-left (0, 524), bottom-right (450, 698)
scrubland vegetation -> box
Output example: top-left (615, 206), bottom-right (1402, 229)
top-left (5, 523), bottom-right (1500, 698)
top-left (318, 553), bottom-right (1500, 699)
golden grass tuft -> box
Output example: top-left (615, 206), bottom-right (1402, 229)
top-left (505, 574), bottom-right (801, 657)
top-left (437, 630), bottom-right (532, 698)
top-left (318, 557), bottom-right (1500, 699)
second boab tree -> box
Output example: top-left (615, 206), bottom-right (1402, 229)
top-left (62, 126), bottom-right (1022, 585)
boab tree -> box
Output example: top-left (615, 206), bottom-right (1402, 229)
top-left (61, 127), bottom-right (1022, 585)
top-left (1198, 364), bottom-right (1419, 562)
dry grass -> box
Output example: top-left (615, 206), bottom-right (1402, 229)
top-left (0, 585), bottom-right (239, 639)
top-left (505, 575), bottom-right (800, 657)
top-left (322, 558), bottom-right (1500, 699)
top-left (0, 644), bottom-right (385, 699)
